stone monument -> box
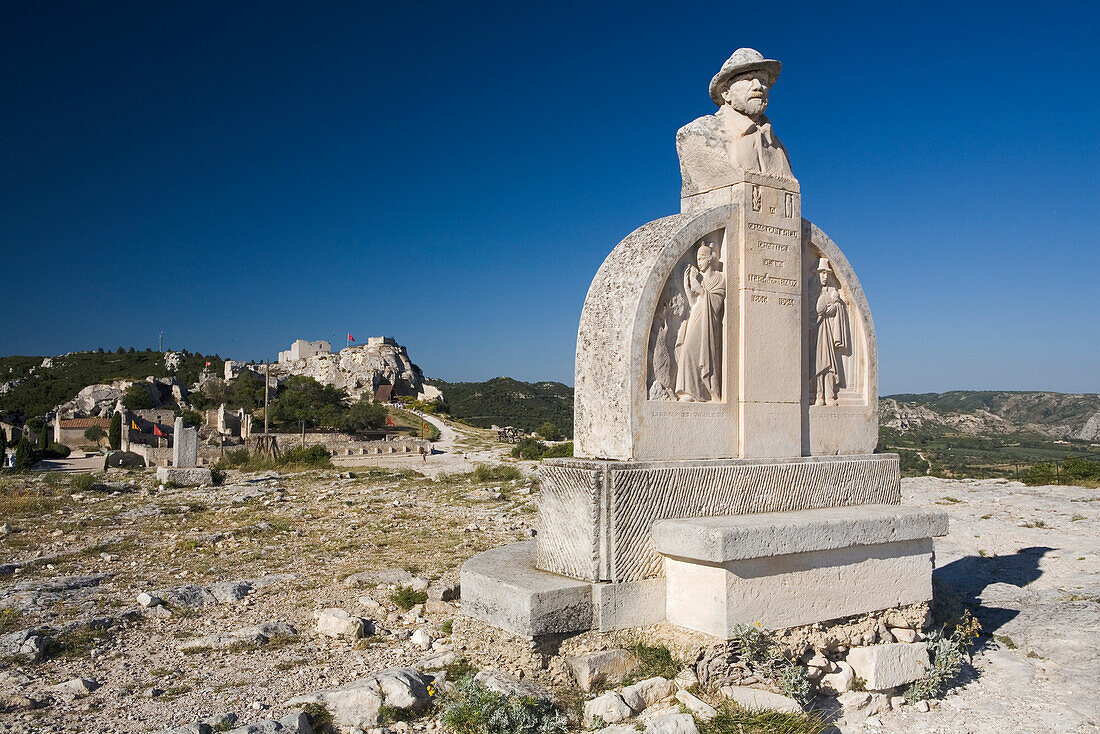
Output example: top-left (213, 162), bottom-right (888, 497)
top-left (156, 417), bottom-right (212, 487)
top-left (463, 49), bottom-right (946, 640)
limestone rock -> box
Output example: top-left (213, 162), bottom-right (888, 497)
top-left (136, 592), bottom-right (162, 608)
top-left (674, 690), bottom-right (717, 721)
top-left (644, 713), bottom-right (699, 734)
top-left (567, 649), bottom-right (639, 692)
top-left (157, 585), bottom-right (219, 609)
top-left (621, 676), bottom-right (674, 712)
top-left (718, 685), bottom-right (802, 714)
top-left (417, 650), bottom-right (456, 670)
top-left (845, 642), bottom-right (930, 690)
top-left (225, 711), bottom-right (312, 734)
top-left (48, 677), bottom-right (100, 697)
top-left (375, 668), bottom-right (431, 711)
top-left (473, 669), bottom-right (549, 699)
top-left (211, 581), bottom-right (253, 603)
top-left (891, 627), bottom-right (919, 643)
top-left (181, 622), bottom-right (297, 651)
top-left (583, 692), bottom-right (633, 726)
top-left (315, 608), bottom-right (368, 639)
top-left (428, 582), bottom-right (460, 602)
top-left (287, 678), bottom-right (383, 730)
top-left (344, 568), bottom-right (414, 588)
top-left (410, 628), bottom-right (434, 650)
top-left (820, 660), bottom-right (856, 693)
top-left (156, 467), bottom-right (213, 487)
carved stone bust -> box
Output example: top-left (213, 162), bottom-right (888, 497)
top-left (676, 48), bottom-right (794, 197)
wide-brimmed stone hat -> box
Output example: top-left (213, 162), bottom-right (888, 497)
top-left (709, 48), bottom-right (782, 106)
top-left (816, 257), bottom-right (833, 272)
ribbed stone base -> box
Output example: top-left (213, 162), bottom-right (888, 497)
top-left (537, 454), bottom-right (901, 583)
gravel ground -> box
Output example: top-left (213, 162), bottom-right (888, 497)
top-left (1, 462), bottom-right (1097, 734)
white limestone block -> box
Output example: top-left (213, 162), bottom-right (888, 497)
top-left (845, 643), bottom-right (930, 690)
top-left (718, 685), bottom-right (802, 714)
top-left (315, 608), bottom-right (367, 639)
top-left (621, 677), bottom-right (674, 712)
top-left (584, 692), bottom-right (633, 726)
top-left (567, 649), bottom-right (639, 692)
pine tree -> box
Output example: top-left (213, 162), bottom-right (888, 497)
top-left (109, 412), bottom-right (122, 451)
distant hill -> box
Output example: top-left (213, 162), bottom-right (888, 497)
top-left (0, 350), bottom-right (224, 420)
top-left (882, 391), bottom-right (1100, 442)
top-left (429, 377), bottom-right (573, 435)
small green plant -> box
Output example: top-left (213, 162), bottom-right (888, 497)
top-left (936, 496), bottom-right (962, 504)
top-left (697, 701), bottom-right (827, 734)
top-left (630, 642), bottom-right (681, 680)
top-left (472, 464), bottom-right (522, 482)
top-left (391, 586), bottom-right (428, 610)
top-left (1022, 519), bottom-right (1049, 529)
top-left (993, 634), bottom-right (1017, 649)
top-left (438, 676), bottom-right (568, 734)
top-left (70, 473), bottom-right (96, 491)
top-left (301, 703), bottom-right (336, 733)
top-left (726, 624), bottom-right (812, 705)
top-left (0, 607), bottom-right (21, 634)
top-left (439, 618), bottom-right (454, 634)
top-left (904, 608), bottom-right (981, 702)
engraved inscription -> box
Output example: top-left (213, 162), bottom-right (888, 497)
top-left (751, 294), bottom-right (768, 304)
top-left (758, 241), bottom-right (791, 252)
top-left (762, 258), bottom-right (784, 268)
top-left (778, 297), bottom-right (794, 306)
top-left (748, 222), bottom-right (797, 238)
top-left (749, 273), bottom-right (797, 288)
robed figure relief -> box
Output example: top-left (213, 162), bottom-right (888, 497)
top-left (675, 244), bottom-right (726, 401)
top-left (810, 257), bottom-right (850, 406)
top-left (648, 241), bottom-right (726, 402)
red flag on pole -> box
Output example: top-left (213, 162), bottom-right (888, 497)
top-left (385, 416), bottom-right (395, 427)
top-left (153, 425), bottom-right (166, 437)
top-left (205, 361), bottom-right (211, 367)
top-left (347, 334), bottom-right (355, 342)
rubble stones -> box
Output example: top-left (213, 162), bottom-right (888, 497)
top-left (211, 580), bottom-right (254, 603)
top-left (225, 711), bottom-right (312, 734)
top-left (567, 649), bottom-right (640, 691)
top-left (157, 584), bottom-right (219, 609)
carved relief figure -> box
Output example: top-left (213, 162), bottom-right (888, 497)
top-left (677, 48), bottom-right (793, 197)
top-left (675, 244), bottom-right (726, 402)
top-left (648, 291), bottom-right (686, 401)
top-left (810, 258), bottom-right (850, 406)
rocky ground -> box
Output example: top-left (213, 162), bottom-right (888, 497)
top-left (0, 439), bottom-right (1097, 733)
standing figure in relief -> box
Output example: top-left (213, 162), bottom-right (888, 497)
top-left (675, 243), bottom-right (726, 402)
top-left (811, 257), bottom-right (850, 406)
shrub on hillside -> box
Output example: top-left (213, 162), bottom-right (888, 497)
top-left (83, 425), bottom-right (107, 443)
top-left (511, 438), bottom-right (547, 460)
top-left (108, 413), bottom-right (122, 450)
top-left (536, 422), bottom-right (564, 441)
top-left (122, 384), bottom-right (153, 410)
top-left (42, 443), bottom-right (71, 459)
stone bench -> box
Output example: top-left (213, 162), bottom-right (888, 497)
top-left (652, 504), bottom-right (947, 637)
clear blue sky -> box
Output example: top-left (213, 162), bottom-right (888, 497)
top-left (2, 1), bottom-right (1097, 394)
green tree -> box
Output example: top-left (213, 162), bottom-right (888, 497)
top-left (344, 401), bottom-right (387, 432)
top-left (109, 412), bottom-right (122, 450)
top-left (122, 384), bottom-right (153, 410)
top-left (13, 437), bottom-right (35, 472)
top-left (36, 425), bottom-right (49, 451)
top-left (84, 425), bottom-right (107, 444)
top-left (537, 422), bottom-right (564, 441)
top-left (268, 376), bottom-right (349, 430)
top-left (511, 437), bottom-right (548, 460)
top-left (0, 432), bottom-right (7, 469)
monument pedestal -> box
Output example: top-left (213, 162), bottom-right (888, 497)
top-left (461, 47), bottom-right (945, 643)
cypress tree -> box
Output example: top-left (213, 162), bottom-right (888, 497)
top-left (109, 412), bottom-right (122, 451)
top-left (13, 437), bottom-right (34, 473)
